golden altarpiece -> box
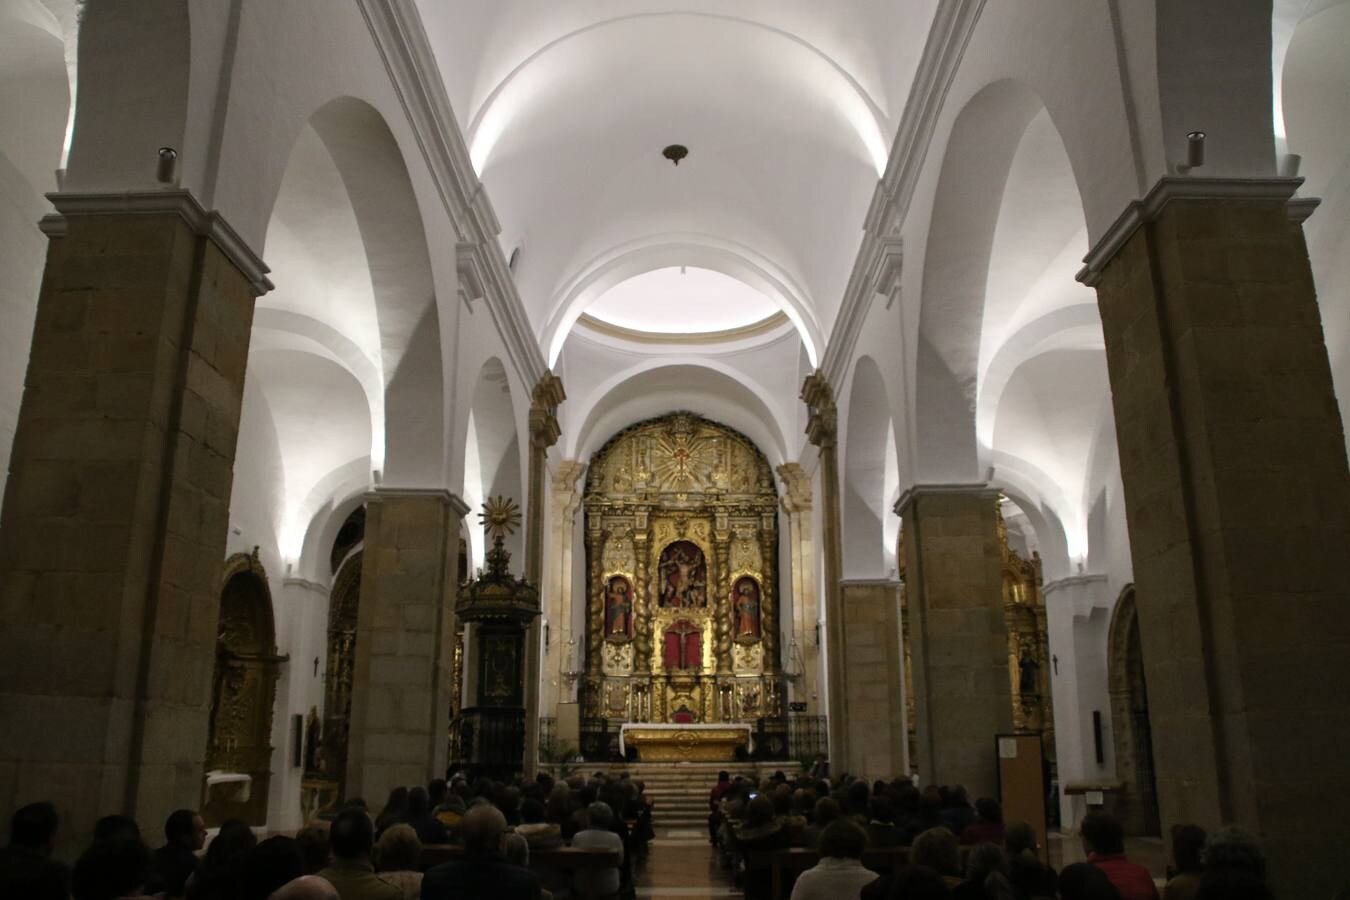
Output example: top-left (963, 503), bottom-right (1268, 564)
top-left (580, 413), bottom-right (785, 757)
top-left (899, 502), bottom-right (1056, 772)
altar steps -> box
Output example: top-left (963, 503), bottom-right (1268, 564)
top-left (579, 761), bottom-right (796, 832)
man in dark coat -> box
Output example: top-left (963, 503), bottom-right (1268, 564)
top-left (422, 804), bottom-right (542, 900)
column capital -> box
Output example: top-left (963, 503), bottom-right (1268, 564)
top-left (40, 188), bottom-right (274, 294)
top-left (776, 462), bottom-right (813, 513)
top-left (893, 483), bottom-right (997, 516)
top-left (800, 371), bottom-right (837, 448)
top-left (367, 487), bottom-right (472, 518)
top-left (530, 371), bottom-right (566, 449)
top-left (1075, 175), bottom-right (1307, 287)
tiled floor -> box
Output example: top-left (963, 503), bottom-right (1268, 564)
top-left (634, 830), bottom-right (739, 899)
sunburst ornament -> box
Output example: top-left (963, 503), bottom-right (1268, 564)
top-left (479, 495), bottom-right (521, 541)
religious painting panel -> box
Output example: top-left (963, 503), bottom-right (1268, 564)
top-left (658, 540), bottom-right (707, 608)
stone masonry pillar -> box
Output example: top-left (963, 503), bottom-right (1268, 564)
top-left (1081, 178), bottom-right (1350, 897)
top-left (801, 372), bottom-right (849, 768)
top-left (776, 463), bottom-right (821, 711)
top-left (345, 488), bottom-right (468, 800)
top-left (897, 487), bottom-right (1012, 798)
top-left (839, 580), bottom-right (907, 778)
top-left (541, 461), bottom-right (585, 719)
top-left (0, 191), bottom-right (270, 844)
top-left (523, 373), bottom-right (564, 774)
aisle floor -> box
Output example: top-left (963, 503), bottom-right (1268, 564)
top-left (634, 829), bottom-right (739, 899)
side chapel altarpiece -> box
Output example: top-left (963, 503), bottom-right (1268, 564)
top-left (582, 413), bottom-right (783, 733)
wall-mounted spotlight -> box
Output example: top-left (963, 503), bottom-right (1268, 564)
top-left (1176, 131), bottom-right (1205, 174)
top-left (156, 147), bottom-right (178, 184)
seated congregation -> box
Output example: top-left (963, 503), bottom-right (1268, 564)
top-left (0, 770), bottom-right (655, 900)
top-left (708, 771), bottom-right (1279, 900)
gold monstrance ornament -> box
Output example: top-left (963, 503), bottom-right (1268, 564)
top-left (479, 495), bottom-right (521, 542)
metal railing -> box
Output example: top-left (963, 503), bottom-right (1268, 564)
top-left (787, 714), bottom-right (828, 761)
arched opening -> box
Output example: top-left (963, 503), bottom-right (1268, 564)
top-left (463, 358), bottom-right (523, 570)
top-left (319, 527), bottom-right (363, 803)
top-left (843, 356), bottom-right (896, 579)
top-left (1107, 585), bottom-right (1161, 837)
top-left (203, 553), bottom-right (283, 827)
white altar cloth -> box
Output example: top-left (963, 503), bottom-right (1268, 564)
top-left (618, 722), bottom-right (754, 756)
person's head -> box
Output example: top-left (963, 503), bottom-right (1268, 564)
top-left (502, 832), bottom-right (529, 868)
top-left (374, 823), bottom-right (421, 873)
top-left (428, 778), bottom-right (448, 807)
top-left (72, 837), bottom-right (150, 900)
top-left (997, 822), bottom-right (1031, 857)
top-left (974, 797), bottom-right (1002, 824)
top-left (461, 804), bottom-right (508, 855)
top-left (965, 842), bottom-right (1009, 883)
top-left (381, 786), bottom-right (408, 816)
top-left (585, 801), bottom-right (615, 831)
top-left (888, 865), bottom-right (951, 900)
top-left (206, 818), bottom-right (258, 872)
top-left (241, 835), bottom-right (304, 900)
top-left (911, 826), bottom-right (961, 877)
top-left (812, 796), bottom-right (841, 826)
top-left (846, 779), bottom-right (870, 812)
top-left (165, 808), bottom-right (207, 851)
top-left (406, 786), bottom-right (430, 816)
top-left (1201, 825), bottom-right (1265, 879)
top-left (718, 770), bottom-right (730, 783)
top-left (8, 801), bottom-right (58, 852)
top-left (1195, 868), bottom-right (1274, 900)
top-left (93, 814), bottom-right (141, 842)
top-left (329, 808), bottom-right (375, 862)
top-left (1008, 853), bottom-right (1053, 899)
top-left (1171, 823), bottom-right (1206, 874)
top-left (868, 795), bottom-right (894, 824)
top-left (948, 785), bottom-right (969, 808)
top-left (818, 819), bottom-right (868, 860)
top-left (1057, 862), bottom-right (1123, 900)
top-left (1079, 811), bottom-right (1125, 856)
top-left (266, 874), bottom-right (340, 900)
top-left (295, 825), bottom-right (330, 875)
top-left (895, 783), bottom-right (921, 814)
top-left (744, 795), bottom-right (775, 828)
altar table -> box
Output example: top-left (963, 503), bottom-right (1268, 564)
top-left (619, 723), bottom-right (753, 762)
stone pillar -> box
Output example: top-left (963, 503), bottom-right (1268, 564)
top-left (1081, 179), bottom-right (1350, 896)
top-left (346, 488), bottom-right (468, 800)
top-left (839, 580), bottom-right (906, 778)
top-left (1041, 574), bottom-right (1111, 830)
top-left (776, 464), bottom-right (821, 709)
top-left (897, 487), bottom-right (1012, 798)
top-left (542, 460), bottom-right (585, 715)
top-left (801, 372), bottom-right (848, 766)
top-left (0, 191), bottom-right (270, 843)
top-left (523, 373), bottom-right (564, 773)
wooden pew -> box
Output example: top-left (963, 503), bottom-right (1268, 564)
top-left (418, 844), bottom-right (622, 900)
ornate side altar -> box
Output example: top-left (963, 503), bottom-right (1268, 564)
top-left (618, 722), bottom-right (753, 761)
top-left (581, 413), bottom-right (785, 759)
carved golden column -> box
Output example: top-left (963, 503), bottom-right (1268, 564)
top-left (801, 372), bottom-right (847, 765)
top-left (758, 519), bottom-right (778, 672)
top-left (713, 524), bottom-right (733, 677)
top-left (523, 372), bottom-right (564, 774)
top-left (632, 511), bottom-right (652, 672)
top-left (584, 519), bottom-right (604, 676)
top-left (777, 463), bottom-right (819, 709)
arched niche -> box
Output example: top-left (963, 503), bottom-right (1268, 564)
top-left (842, 355), bottom-right (896, 578)
top-left (319, 518), bottom-right (364, 801)
top-left (203, 551), bottom-right (284, 827)
top-left (1107, 585), bottom-right (1161, 836)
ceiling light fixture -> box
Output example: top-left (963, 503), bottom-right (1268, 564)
top-left (662, 144), bottom-right (689, 166)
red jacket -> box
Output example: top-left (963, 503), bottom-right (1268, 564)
top-left (1090, 853), bottom-right (1160, 900)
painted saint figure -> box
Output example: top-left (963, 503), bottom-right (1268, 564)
top-left (605, 575), bottom-right (634, 640)
top-left (733, 576), bottom-right (761, 640)
top-left (658, 541), bottom-right (707, 607)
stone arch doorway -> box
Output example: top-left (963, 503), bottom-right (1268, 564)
top-left (322, 549), bottom-right (362, 798)
top-left (204, 551), bottom-right (284, 826)
top-left (1107, 585), bottom-right (1160, 836)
